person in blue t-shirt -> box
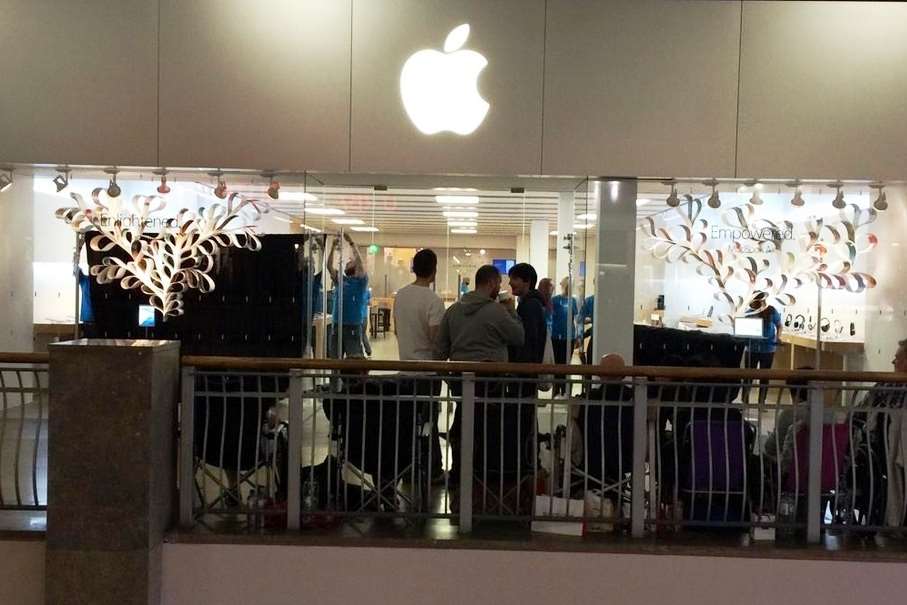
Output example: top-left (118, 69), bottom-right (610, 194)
top-left (327, 233), bottom-right (369, 359)
top-left (577, 293), bottom-right (595, 364)
top-left (744, 291), bottom-right (782, 404)
top-left (550, 278), bottom-right (579, 395)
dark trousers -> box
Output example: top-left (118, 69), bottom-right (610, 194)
top-left (744, 351), bottom-right (775, 404)
top-left (551, 338), bottom-right (574, 396)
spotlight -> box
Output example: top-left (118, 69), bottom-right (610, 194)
top-left (267, 177), bottom-right (280, 200)
top-left (665, 182), bottom-right (680, 207)
top-left (212, 172), bottom-right (227, 199)
top-left (745, 180), bottom-right (763, 205)
top-left (786, 180), bottom-right (804, 207)
top-left (828, 181), bottom-right (845, 209)
top-left (105, 169), bottom-right (121, 198)
top-left (261, 172), bottom-right (280, 200)
top-left (154, 169), bottom-right (170, 195)
top-left (703, 179), bottom-right (720, 209)
top-left (53, 167), bottom-right (70, 192)
top-left (870, 182), bottom-right (888, 211)
top-left (0, 170), bottom-right (12, 193)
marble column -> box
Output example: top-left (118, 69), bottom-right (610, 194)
top-left (529, 220), bottom-right (549, 280)
top-left (555, 191), bottom-right (575, 285)
top-left (46, 339), bottom-right (180, 605)
top-left (592, 180), bottom-right (638, 363)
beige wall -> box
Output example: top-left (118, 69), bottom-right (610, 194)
top-left (162, 543), bottom-right (907, 605)
top-left (0, 540), bottom-right (44, 605)
top-left (3, 1), bottom-right (907, 179)
top-left (9, 538), bottom-right (907, 605)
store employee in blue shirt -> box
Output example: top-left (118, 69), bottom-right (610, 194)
top-left (550, 278), bottom-right (579, 395)
top-left (744, 291), bottom-right (782, 404)
top-left (327, 233), bottom-right (369, 359)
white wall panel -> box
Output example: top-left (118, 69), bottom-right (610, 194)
top-left (543, 0), bottom-right (740, 178)
top-left (0, 176), bottom-right (34, 352)
top-left (158, 0), bottom-right (351, 171)
top-left (0, 0), bottom-right (158, 166)
top-left (864, 186), bottom-right (907, 372)
top-left (350, 0), bottom-right (545, 175)
top-left (737, 1), bottom-right (907, 180)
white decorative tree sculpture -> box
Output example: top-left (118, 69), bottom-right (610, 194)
top-left (56, 189), bottom-right (263, 319)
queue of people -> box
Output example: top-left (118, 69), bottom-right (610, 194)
top-left (311, 243), bottom-right (907, 529)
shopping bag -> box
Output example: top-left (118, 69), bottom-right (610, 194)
top-left (532, 494), bottom-right (584, 536)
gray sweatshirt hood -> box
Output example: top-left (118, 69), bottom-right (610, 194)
top-left (460, 290), bottom-right (496, 316)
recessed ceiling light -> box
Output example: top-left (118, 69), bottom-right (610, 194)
top-left (305, 207), bottom-right (345, 216)
top-left (351, 226), bottom-right (379, 232)
top-left (447, 220), bottom-right (477, 228)
top-left (549, 230), bottom-right (558, 236)
top-left (434, 187), bottom-right (478, 192)
top-left (443, 210), bottom-right (479, 219)
top-left (299, 223), bottom-right (322, 233)
top-left (333, 217), bottom-right (365, 225)
top-left (636, 198), bottom-right (651, 206)
top-left (280, 191), bottom-right (319, 202)
top-left (574, 223), bottom-right (594, 230)
top-left (436, 195), bottom-right (479, 205)
top-left (576, 213), bottom-right (596, 221)
top-left (451, 228), bottom-right (477, 234)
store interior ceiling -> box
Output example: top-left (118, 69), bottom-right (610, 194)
top-left (16, 164), bottom-right (895, 237)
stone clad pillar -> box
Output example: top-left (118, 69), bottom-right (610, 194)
top-left (555, 191), bottom-right (575, 284)
top-left (593, 180), bottom-right (638, 363)
top-left (529, 219), bottom-right (549, 279)
top-left (46, 339), bottom-right (180, 605)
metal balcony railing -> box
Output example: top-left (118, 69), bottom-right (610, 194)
top-left (178, 356), bottom-right (907, 543)
top-left (0, 353), bottom-right (50, 512)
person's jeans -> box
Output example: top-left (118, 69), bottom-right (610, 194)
top-left (744, 350), bottom-right (775, 404)
top-left (328, 324), bottom-right (365, 359)
top-left (361, 320), bottom-right (372, 357)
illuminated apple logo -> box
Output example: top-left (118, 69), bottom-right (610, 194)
top-left (400, 24), bottom-right (489, 135)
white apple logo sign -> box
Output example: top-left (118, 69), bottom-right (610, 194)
top-left (400, 24), bottom-right (490, 136)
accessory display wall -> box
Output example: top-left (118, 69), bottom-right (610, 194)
top-left (84, 234), bottom-right (311, 357)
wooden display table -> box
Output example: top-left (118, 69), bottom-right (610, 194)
top-left (775, 333), bottom-right (864, 371)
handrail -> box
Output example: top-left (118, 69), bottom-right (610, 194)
top-left (0, 352), bottom-right (50, 364)
top-left (3, 349), bottom-right (903, 383)
top-left (180, 354), bottom-right (907, 383)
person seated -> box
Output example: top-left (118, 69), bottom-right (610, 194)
top-left (570, 354), bottom-right (634, 498)
top-left (855, 339), bottom-right (907, 528)
top-left (322, 372), bottom-right (419, 510)
top-left (763, 373), bottom-right (810, 473)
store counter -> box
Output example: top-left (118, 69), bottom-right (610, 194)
top-left (775, 333), bottom-right (864, 371)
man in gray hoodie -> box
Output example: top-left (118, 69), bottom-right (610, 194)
top-left (437, 264), bottom-right (524, 363)
top-left (437, 264), bottom-right (524, 482)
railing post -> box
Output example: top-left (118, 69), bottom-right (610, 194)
top-left (178, 365), bottom-right (196, 528)
top-left (806, 381), bottom-right (824, 544)
top-left (287, 369), bottom-right (304, 531)
top-left (458, 373), bottom-right (475, 533)
top-left (631, 379), bottom-right (648, 538)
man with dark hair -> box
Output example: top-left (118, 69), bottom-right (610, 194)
top-left (437, 264), bottom-right (525, 483)
top-left (394, 248), bottom-right (446, 479)
top-left (395, 249), bottom-right (445, 362)
top-left (437, 264), bottom-right (524, 363)
top-left (507, 262), bottom-right (548, 368)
